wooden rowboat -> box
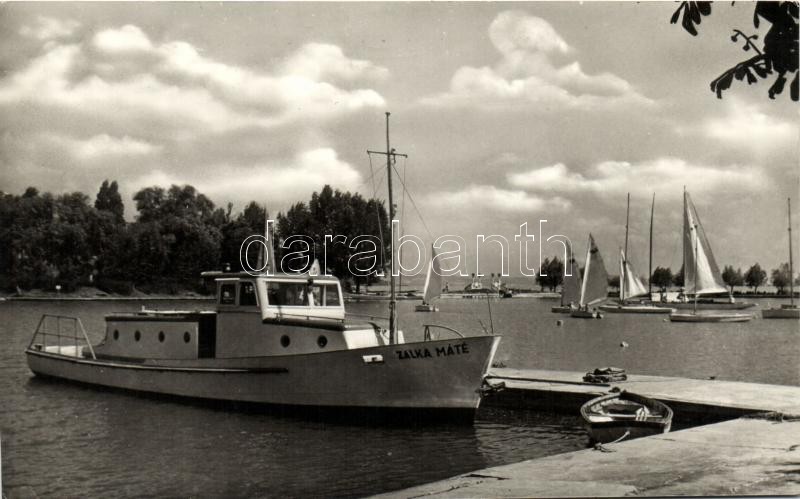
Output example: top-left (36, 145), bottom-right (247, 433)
top-left (580, 391), bottom-right (673, 444)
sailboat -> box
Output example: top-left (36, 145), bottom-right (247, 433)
top-left (416, 245), bottom-right (442, 312)
top-left (659, 190), bottom-right (754, 312)
top-left (601, 194), bottom-right (672, 314)
top-left (762, 198), bottom-right (800, 319)
top-left (24, 112), bottom-right (501, 417)
top-left (670, 190), bottom-right (752, 322)
top-left (570, 234), bottom-right (608, 319)
top-left (552, 239), bottom-right (581, 313)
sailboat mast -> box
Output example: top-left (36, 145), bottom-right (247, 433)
top-left (683, 186), bottom-right (686, 297)
top-left (789, 198), bottom-right (794, 307)
top-left (386, 112), bottom-right (397, 344)
top-left (649, 193), bottom-right (655, 300)
top-left (693, 221), bottom-right (699, 314)
top-left (622, 193), bottom-right (630, 302)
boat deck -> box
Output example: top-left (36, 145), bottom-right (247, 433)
top-left (376, 369), bottom-right (800, 498)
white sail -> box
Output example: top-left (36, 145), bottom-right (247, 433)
top-left (684, 192), bottom-right (727, 295)
top-left (620, 249), bottom-right (649, 300)
top-left (579, 234), bottom-right (609, 306)
top-left (561, 240), bottom-right (582, 306)
top-left (422, 245), bottom-right (443, 304)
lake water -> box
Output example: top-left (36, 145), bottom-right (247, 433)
top-left (1, 297), bottom-right (797, 497)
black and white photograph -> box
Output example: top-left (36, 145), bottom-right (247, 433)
top-left (0, 1), bottom-right (798, 497)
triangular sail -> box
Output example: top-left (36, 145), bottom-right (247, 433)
top-left (422, 245), bottom-right (443, 304)
top-left (684, 192), bottom-right (727, 295)
top-left (620, 249), bottom-right (648, 301)
top-left (561, 240), bottom-right (582, 306)
top-left (579, 234), bottom-right (609, 306)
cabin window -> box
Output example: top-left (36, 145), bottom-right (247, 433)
top-left (113, 329), bottom-right (119, 340)
top-left (158, 331), bottom-right (165, 342)
top-left (184, 332), bottom-right (191, 343)
top-left (267, 282), bottom-right (310, 306)
top-left (317, 335), bottom-right (328, 348)
top-left (324, 285), bottom-right (340, 306)
top-left (239, 282), bottom-right (258, 306)
top-left (219, 283), bottom-right (237, 305)
top-left (134, 330), bottom-right (141, 342)
top-left (280, 335), bottom-right (290, 347)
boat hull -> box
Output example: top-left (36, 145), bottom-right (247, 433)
top-left (26, 336), bottom-right (500, 412)
top-left (761, 307), bottom-right (800, 319)
top-left (599, 304), bottom-right (673, 314)
top-left (550, 305), bottom-right (573, 314)
top-left (414, 304), bottom-right (439, 312)
top-left (581, 392), bottom-right (672, 444)
top-left (654, 301), bottom-right (754, 310)
top-left (570, 310), bottom-right (603, 319)
top-left (669, 312), bottom-right (752, 323)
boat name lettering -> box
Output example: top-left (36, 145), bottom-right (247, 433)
top-left (395, 342), bottom-right (469, 360)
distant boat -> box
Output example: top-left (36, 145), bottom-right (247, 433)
top-left (601, 194), bottom-right (672, 314)
top-left (762, 198), bottom-right (800, 320)
top-left (570, 234), bottom-right (607, 319)
top-left (552, 239), bottom-right (581, 313)
top-left (581, 391), bottom-right (673, 444)
top-left (669, 189), bottom-right (752, 322)
top-left (416, 245), bottom-right (441, 312)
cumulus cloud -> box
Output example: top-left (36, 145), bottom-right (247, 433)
top-left (690, 97), bottom-right (798, 152)
top-left (426, 185), bottom-right (571, 213)
top-left (50, 134), bottom-right (161, 161)
top-left (508, 158), bottom-right (769, 198)
top-left (131, 148), bottom-right (362, 206)
top-left (19, 16), bottom-right (80, 41)
top-left (421, 10), bottom-right (651, 110)
top-left (0, 24), bottom-right (387, 137)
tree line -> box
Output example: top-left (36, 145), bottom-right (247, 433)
top-left (0, 182), bottom-right (388, 295)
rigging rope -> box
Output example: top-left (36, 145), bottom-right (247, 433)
top-left (392, 162), bottom-right (434, 239)
top-left (367, 152), bottom-right (387, 272)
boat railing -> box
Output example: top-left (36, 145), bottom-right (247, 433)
top-left (423, 324), bottom-right (465, 341)
top-left (27, 315), bottom-right (96, 360)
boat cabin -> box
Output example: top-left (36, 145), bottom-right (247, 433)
top-left (93, 272), bottom-right (395, 362)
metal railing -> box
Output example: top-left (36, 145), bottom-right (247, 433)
top-left (27, 315), bottom-right (96, 360)
top-left (422, 324), bottom-right (465, 341)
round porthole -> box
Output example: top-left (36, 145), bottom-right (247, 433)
top-left (134, 330), bottom-right (141, 342)
top-left (113, 329), bottom-right (119, 340)
top-left (280, 335), bottom-right (290, 348)
top-left (158, 331), bottom-right (165, 342)
top-left (184, 332), bottom-right (191, 343)
top-left (317, 335), bottom-right (328, 348)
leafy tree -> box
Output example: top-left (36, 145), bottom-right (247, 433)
top-left (771, 262), bottom-right (792, 294)
top-left (651, 266), bottom-right (674, 291)
top-left (275, 185), bottom-right (389, 293)
top-left (535, 256), bottom-right (564, 292)
top-left (744, 263), bottom-right (767, 293)
top-left (94, 180), bottom-right (124, 223)
top-left (608, 275), bottom-right (620, 291)
top-left (722, 265), bottom-right (745, 293)
top-left (673, 265), bottom-right (685, 287)
top-left (671, 1), bottom-right (799, 100)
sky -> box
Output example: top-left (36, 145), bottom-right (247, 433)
top-left (0, 2), bottom-right (797, 276)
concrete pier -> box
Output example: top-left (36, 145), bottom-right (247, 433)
top-left (376, 369), bottom-right (800, 498)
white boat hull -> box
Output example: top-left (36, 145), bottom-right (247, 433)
top-left (669, 312), bottom-right (752, 323)
top-left (26, 336), bottom-right (500, 412)
top-left (599, 304), bottom-right (673, 314)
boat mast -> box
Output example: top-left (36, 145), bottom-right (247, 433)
top-left (579, 236), bottom-right (591, 307)
top-left (683, 186), bottom-right (686, 300)
top-left (649, 193), bottom-right (655, 301)
top-left (789, 197), bottom-right (794, 307)
top-left (385, 112), bottom-right (397, 344)
top-left (622, 193), bottom-right (630, 303)
top-left (693, 220), bottom-right (699, 315)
